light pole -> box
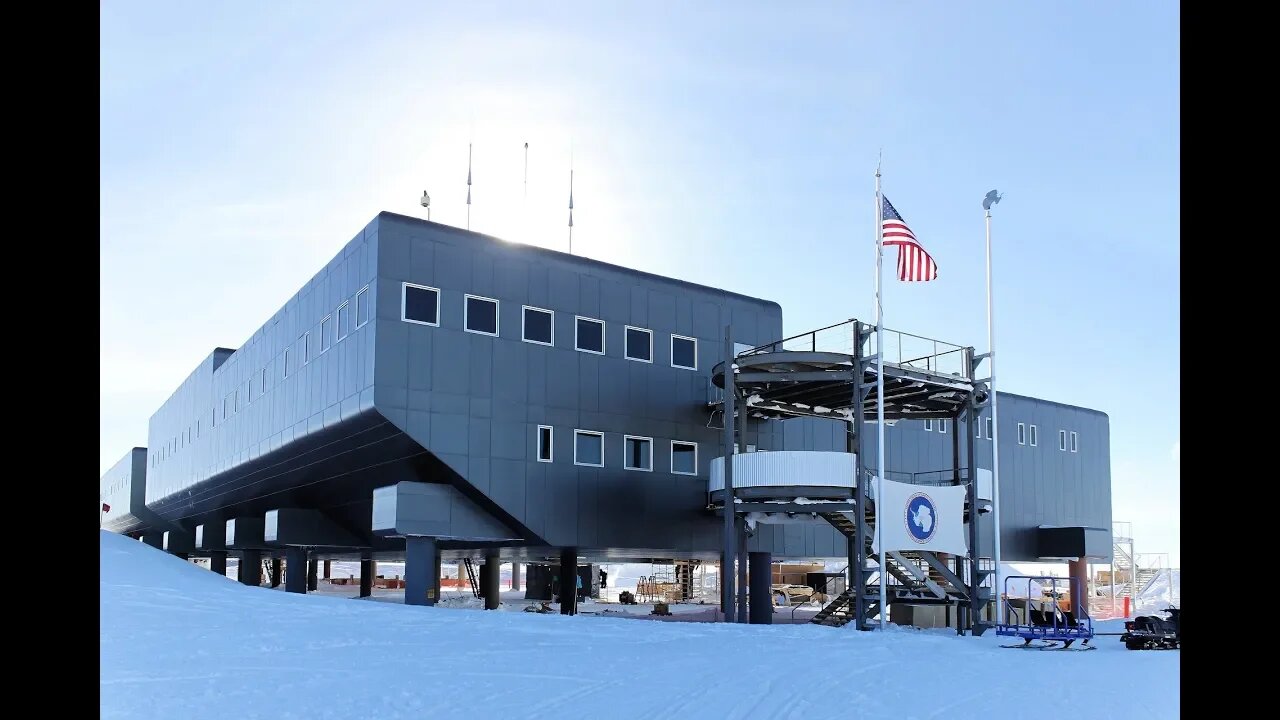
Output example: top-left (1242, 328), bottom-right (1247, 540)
top-left (982, 189), bottom-right (1004, 624)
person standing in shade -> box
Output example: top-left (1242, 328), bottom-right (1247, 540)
top-left (599, 568), bottom-right (607, 589)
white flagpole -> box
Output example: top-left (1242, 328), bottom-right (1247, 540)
top-left (984, 196), bottom-right (1005, 625)
top-left (874, 161), bottom-right (889, 628)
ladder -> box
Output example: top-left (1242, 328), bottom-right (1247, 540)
top-left (462, 558), bottom-right (481, 598)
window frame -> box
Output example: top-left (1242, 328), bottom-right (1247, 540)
top-left (464, 293), bottom-right (500, 337)
top-left (624, 325), bottom-right (653, 363)
top-left (1017, 423), bottom-right (1026, 445)
top-left (303, 331), bottom-right (313, 364)
top-left (938, 418), bottom-right (947, 434)
top-left (573, 429), bottom-right (605, 467)
top-left (283, 347), bottom-right (292, 378)
top-left (401, 282), bottom-right (441, 327)
top-left (1070, 431), bottom-right (1078, 453)
top-left (537, 425), bottom-right (554, 463)
top-left (1059, 429), bottom-right (1067, 451)
top-left (320, 315), bottom-right (333, 353)
top-left (355, 285), bottom-right (370, 328)
top-left (623, 434), bottom-right (654, 472)
top-left (670, 334), bottom-right (698, 370)
top-left (521, 305), bottom-right (555, 346)
top-left (986, 417), bottom-right (993, 440)
top-left (670, 440), bottom-right (699, 476)
top-left (1029, 424), bottom-right (1038, 447)
top-left (924, 419), bottom-right (933, 431)
top-left (336, 300), bottom-right (351, 342)
top-left (574, 316), bottom-right (606, 355)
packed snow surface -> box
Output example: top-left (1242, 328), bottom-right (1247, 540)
top-left (101, 532), bottom-right (1178, 719)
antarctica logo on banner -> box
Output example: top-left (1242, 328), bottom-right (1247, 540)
top-left (871, 478), bottom-right (969, 556)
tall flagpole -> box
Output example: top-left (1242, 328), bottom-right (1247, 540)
top-left (983, 190), bottom-right (1005, 624)
top-left (874, 158), bottom-right (889, 628)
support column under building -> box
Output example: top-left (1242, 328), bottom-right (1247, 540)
top-left (323, 560), bottom-right (331, 580)
top-left (285, 547), bottom-right (308, 594)
top-left (482, 556), bottom-right (500, 610)
top-left (1069, 558), bottom-right (1089, 617)
top-left (238, 550), bottom-right (262, 586)
top-left (359, 557), bottom-right (374, 598)
top-left (721, 325), bottom-right (737, 623)
top-left (736, 518), bottom-right (748, 623)
top-left (510, 562), bottom-right (520, 591)
top-left (748, 552), bottom-right (773, 625)
top-left (307, 557), bottom-right (319, 591)
top-left (405, 537), bottom-right (439, 606)
top-left (141, 531), bottom-right (164, 550)
top-left (270, 557), bottom-right (282, 588)
top-left (209, 551), bottom-right (228, 577)
top-left (560, 549), bottom-right (578, 616)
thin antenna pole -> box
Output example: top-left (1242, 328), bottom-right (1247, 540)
top-left (568, 157), bottom-right (575, 255)
top-left (523, 142), bottom-right (529, 200)
top-left (466, 143), bottom-right (473, 231)
top-left (985, 201), bottom-right (1004, 625)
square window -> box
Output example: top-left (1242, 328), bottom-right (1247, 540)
top-left (924, 419), bottom-right (933, 431)
top-left (986, 417), bottom-right (993, 440)
top-left (671, 441), bottom-right (698, 476)
top-left (1059, 430), bottom-right (1067, 451)
top-left (624, 435), bottom-right (653, 471)
top-left (938, 419), bottom-right (947, 434)
top-left (1029, 424), bottom-right (1038, 447)
top-left (304, 331), bottom-right (313, 363)
top-left (1070, 431), bottom-right (1078, 453)
top-left (1017, 423), bottom-right (1025, 445)
top-left (671, 334), bottom-right (697, 370)
top-left (465, 294), bottom-right (499, 336)
top-left (355, 286), bottom-right (370, 328)
top-left (575, 316), bottom-right (605, 354)
top-left (523, 306), bottom-right (554, 346)
top-left (337, 301), bottom-right (351, 341)
top-left (574, 430), bottom-right (604, 467)
top-left (320, 316), bottom-right (332, 352)
top-left (402, 283), bottom-right (440, 326)
top-left (625, 326), bottom-right (652, 362)
top-left (537, 426), bottom-right (554, 462)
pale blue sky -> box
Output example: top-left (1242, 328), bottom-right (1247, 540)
top-left (100, 2), bottom-right (1180, 564)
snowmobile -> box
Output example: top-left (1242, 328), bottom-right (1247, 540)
top-left (1121, 607), bottom-right (1179, 650)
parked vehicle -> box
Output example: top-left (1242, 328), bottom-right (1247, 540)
top-left (1121, 607), bottom-right (1179, 650)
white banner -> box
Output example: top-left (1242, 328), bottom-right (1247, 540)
top-left (871, 478), bottom-right (969, 556)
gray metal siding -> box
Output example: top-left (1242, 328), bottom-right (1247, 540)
top-left (145, 220), bottom-right (380, 506)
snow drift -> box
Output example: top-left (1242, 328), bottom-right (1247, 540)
top-left (101, 531), bottom-right (1178, 719)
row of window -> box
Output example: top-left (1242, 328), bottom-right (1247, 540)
top-left (402, 283), bottom-right (700, 370)
top-left (152, 285), bottom-right (372, 468)
top-left (920, 418), bottom-right (1081, 452)
top-left (536, 426), bottom-right (700, 474)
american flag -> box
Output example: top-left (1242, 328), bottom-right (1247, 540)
top-left (882, 195), bottom-right (937, 282)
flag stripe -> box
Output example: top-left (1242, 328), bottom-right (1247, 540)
top-left (880, 194), bottom-right (937, 282)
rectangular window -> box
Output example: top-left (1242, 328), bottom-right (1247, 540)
top-left (1059, 430), bottom-right (1067, 451)
top-left (465, 294), bottom-right (499, 336)
top-left (1017, 423), bottom-right (1026, 445)
top-left (335, 301), bottom-right (350, 342)
top-left (522, 306), bottom-right (554, 346)
top-left (575, 316), bottom-right (605, 354)
top-left (402, 283), bottom-right (440, 326)
top-left (671, 334), bottom-right (697, 370)
top-left (938, 419), bottom-right (947, 434)
top-left (574, 430), bottom-right (604, 467)
top-left (975, 418), bottom-right (982, 438)
top-left (986, 417), bottom-right (993, 440)
top-left (623, 435), bottom-right (653, 471)
top-left (537, 425), bottom-right (554, 462)
top-left (196, 420), bottom-right (200, 439)
top-left (260, 368), bottom-right (267, 395)
top-left (283, 347), bottom-right (292, 378)
top-left (625, 326), bottom-right (652, 362)
top-left (304, 331), bottom-right (313, 364)
top-left (247, 377), bottom-right (255, 403)
top-left (233, 389), bottom-right (239, 413)
top-left (320, 315), bottom-right (332, 352)
top-left (1029, 424), bottom-right (1038, 447)
top-left (671, 441), bottom-right (698, 476)
top-left (222, 394), bottom-right (230, 420)
top-left (355, 286), bottom-right (370, 328)
top-left (1070, 431), bottom-right (1078, 453)
top-left (924, 419), bottom-right (933, 431)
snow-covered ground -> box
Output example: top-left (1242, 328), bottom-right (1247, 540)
top-left (102, 532), bottom-right (1178, 719)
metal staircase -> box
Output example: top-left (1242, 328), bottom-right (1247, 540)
top-left (812, 589), bottom-right (857, 627)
